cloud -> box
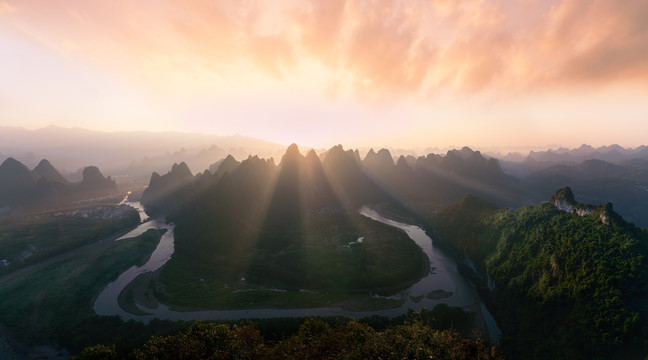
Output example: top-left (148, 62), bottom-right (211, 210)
top-left (0, 1), bottom-right (16, 15)
top-left (2, 0), bottom-right (647, 102)
top-left (342, 3), bottom-right (437, 99)
top-left (247, 34), bottom-right (296, 80)
top-left (294, 0), bottom-right (347, 65)
top-left (544, 0), bottom-right (648, 83)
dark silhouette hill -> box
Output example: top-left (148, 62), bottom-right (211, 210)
top-left (151, 144), bottom-right (528, 269)
top-left (0, 158), bottom-right (119, 211)
top-left (33, 159), bottom-right (69, 185)
top-left (259, 144), bottom-right (305, 250)
top-left (0, 125), bottom-right (287, 183)
top-left (410, 147), bottom-right (523, 206)
top-left (208, 154), bottom-right (241, 178)
top-left (149, 144), bottom-right (527, 221)
top-left (0, 158), bottom-right (39, 205)
top-left (321, 145), bottom-right (390, 205)
top-left (141, 162), bottom-right (194, 215)
top-left (78, 166), bottom-right (116, 192)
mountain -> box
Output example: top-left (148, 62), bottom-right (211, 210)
top-left (148, 144), bottom-right (529, 281)
top-left (208, 154), bottom-right (241, 178)
top-left (363, 148), bottom-right (395, 174)
top-left (524, 158), bottom-right (648, 227)
top-left (549, 186), bottom-right (620, 225)
top-left (496, 144), bottom-right (648, 179)
top-left (0, 125), bottom-right (287, 183)
top-left (521, 144), bottom-right (647, 165)
top-left (78, 166), bottom-right (116, 193)
top-left (321, 145), bottom-right (389, 205)
top-left (258, 144), bottom-right (307, 250)
top-left (431, 190), bottom-right (648, 359)
top-left (0, 158), bottom-right (39, 205)
top-left (160, 144), bottom-right (427, 296)
top-left (362, 148), bottom-right (401, 195)
top-left (146, 145), bottom-right (527, 219)
top-left (141, 162), bottom-right (194, 215)
top-left (0, 158), bottom-right (119, 211)
top-left (410, 147), bottom-right (524, 206)
top-left (33, 159), bottom-right (69, 185)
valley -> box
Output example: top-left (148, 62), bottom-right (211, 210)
top-left (1, 138), bottom-right (647, 359)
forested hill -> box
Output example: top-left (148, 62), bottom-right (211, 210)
top-left (430, 188), bottom-right (648, 359)
top-left (159, 144), bottom-right (427, 294)
top-left (141, 144), bottom-right (524, 217)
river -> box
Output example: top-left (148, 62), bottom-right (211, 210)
top-left (93, 201), bottom-right (500, 341)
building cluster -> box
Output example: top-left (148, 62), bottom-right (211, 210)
top-left (53, 204), bottom-right (136, 221)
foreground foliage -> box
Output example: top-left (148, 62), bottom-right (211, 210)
top-left (75, 318), bottom-right (501, 360)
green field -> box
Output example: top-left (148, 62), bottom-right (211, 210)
top-left (0, 228), bottom-right (169, 352)
top-left (157, 213), bottom-right (428, 310)
top-left (0, 205), bottom-right (139, 275)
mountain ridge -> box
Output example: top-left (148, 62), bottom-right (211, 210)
top-left (0, 157), bottom-right (118, 211)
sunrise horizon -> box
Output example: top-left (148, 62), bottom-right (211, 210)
top-left (3, 2), bottom-right (648, 357)
top-left (3, 123), bottom-right (646, 156)
top-left (2, 0), bottom-right (648, 149)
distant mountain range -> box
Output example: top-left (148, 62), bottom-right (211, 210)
top-left (137, 143), bottom-right (529, 268)
top-left (0, 125), bottom-right (288, 184)
top-left (496, 144), bottom-right (648, 175)
top-left (2, 126), bottom-right (647, 227)
top-left (0, 157), bottom-right (117, 212)
top-left (140, 142), bottom-right (648, 230)
top-left (141, 144), bottom-right (525, 216)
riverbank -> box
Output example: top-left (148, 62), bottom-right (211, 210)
top-left (98, 206), bottom-right (477, 325)
top-left (0, 213), bottom-right (143, 285)
top-left (367, 202), bottom-right (502, 343)
top-left (152, 211), bottom-right (428, 311)
top-left (122, 265), bottom-right (408, 314)
top-left (463, 302), bottom-right (490, 341)
top-left (0, 227), bottom-right (165, 356)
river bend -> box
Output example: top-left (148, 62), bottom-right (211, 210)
top-left (93, 202), bottom-right (500, 341)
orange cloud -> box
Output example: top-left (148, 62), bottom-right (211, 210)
top-left (248, 34), bottom-right (296, 80)
top-left (2, 0), bottom-right (647, 102)
top-left (342, 4), bottom-right (436, 98)
top-left (544, 0), bottom-right (648, 83)
top-left (0, 1), bottom-right (15, 15)
top-left (294, 0), bottom-right (347, 65)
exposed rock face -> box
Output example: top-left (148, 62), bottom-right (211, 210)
top-left (550, 186), bottom-right (577, 213)
top-left (550, 186), bottom-right (616, 225)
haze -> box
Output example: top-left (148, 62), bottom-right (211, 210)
top-left (1, 0), bottom-right (648, 149)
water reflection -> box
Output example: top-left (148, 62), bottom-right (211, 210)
top-left (93, 203), bottom-right (500, 342)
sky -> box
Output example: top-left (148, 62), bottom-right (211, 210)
top-left (1, 0), bottom-right (647, 150)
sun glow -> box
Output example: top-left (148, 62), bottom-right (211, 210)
top-left (1, 0), bottom-right (648, 148)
